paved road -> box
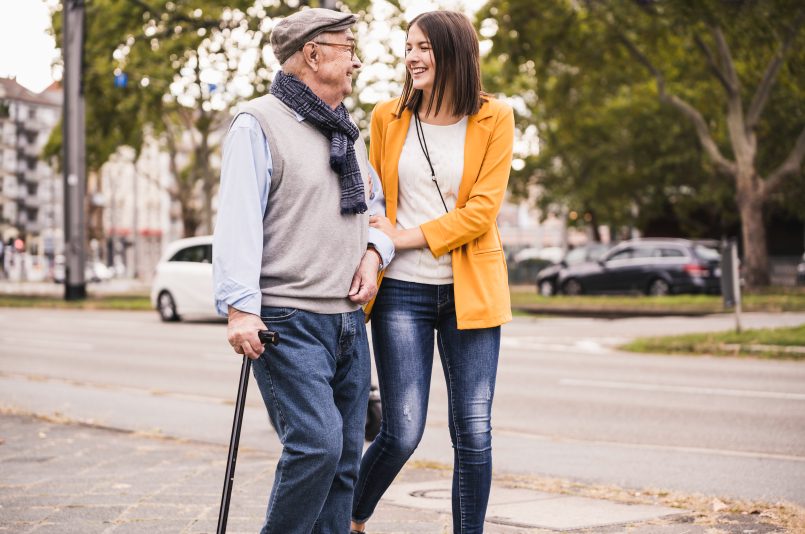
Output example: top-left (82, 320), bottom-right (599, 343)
top-left (1, 308), bottom-right (803, 505)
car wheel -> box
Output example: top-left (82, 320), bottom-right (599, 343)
top-left (157, 291), bottom-right (180, 322)
top-left (563, 279), bottom-right (583, 296)
top-left (647, 278), bottom-right (671, 296)
top-left (538, 280), bottom-right (555, 297)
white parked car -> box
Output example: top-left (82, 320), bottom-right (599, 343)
top-left (150, 235), bottom-right (217, 321)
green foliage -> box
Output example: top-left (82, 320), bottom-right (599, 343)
top-left (478, 0), bottom-right (805, 236)
top-left (48, 0), bottom-right (380, 172)
top-left (621, 324), bottom-right (805, 360)
top-left (46, 0), bottom-right (392, 236)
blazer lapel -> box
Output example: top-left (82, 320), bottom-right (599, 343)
top-left (382, 110), bottom-right (411, 224)
top-left (457, 104), bottom-right (495, 205)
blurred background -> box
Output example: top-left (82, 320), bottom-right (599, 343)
top-left (1, 5), bottom-right (804, 530)
top-left (0, 0), bottom-right (802, 295)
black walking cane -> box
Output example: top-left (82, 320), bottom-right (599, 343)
top-left (217, 329), bottom-right (280, 534)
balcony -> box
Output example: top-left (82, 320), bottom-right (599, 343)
top-left (20, 220), bottom-right (41, 234)
top-left (23, 195), bottom-right (40, 208)
top-left (21, 171), bottom-right (40, 185)
top-left (24, 141), bottom-right (41, 158)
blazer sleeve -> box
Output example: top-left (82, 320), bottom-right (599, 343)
top-left (420, 104), bottom-right (514, 258)
top-left (368, 103), bottom-right (385, 180)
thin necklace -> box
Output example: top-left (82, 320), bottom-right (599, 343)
top-left (413, 110), bottom-right (449, 213)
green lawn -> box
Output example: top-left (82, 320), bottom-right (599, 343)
top-left (510, 287), bottom-right (805, 314)
top-left (4, 287), bottom-right (805, 315)
top-left (621, 324), bottom-right (805, 360)
top-left (0, 294), bottom-right (152, 311)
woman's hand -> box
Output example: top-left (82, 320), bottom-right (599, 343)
top-left (370, 215), bottom-right (427, 250)
top-left (369, 215), bottom-right (397, 239)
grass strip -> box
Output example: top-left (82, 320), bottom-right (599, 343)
top-left (0, 294), bottom-right (152, 311)
top-left (621, 324), bottom-right (805, 360)
top-left (510, 288), bottom-right (805, 314)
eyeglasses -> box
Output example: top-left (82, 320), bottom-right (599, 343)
top-left (313, 41), bottom-right (358, 60)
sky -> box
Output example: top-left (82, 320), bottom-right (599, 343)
top-left (0, 0), bottom-right (487, 94)
top-left (0, 0), bottom-right (60, 93)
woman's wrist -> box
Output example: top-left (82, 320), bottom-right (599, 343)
top-left (394, 227), bottom-right (428, 250)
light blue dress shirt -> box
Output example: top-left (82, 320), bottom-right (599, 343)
top-left (213, 113), bottom-right (394, 317)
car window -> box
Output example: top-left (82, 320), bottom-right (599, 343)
top-left (565, 248), bottom-right (587, 265)
top-left (588, 245), bottom-right (608, 261)
top-left (204, 245), bottom-right (213, 263)
top-left (660, 248), bottom-right (685, 257)
top-left (694, 245), bottom-right (721, 262)
top-left (170, 245), bottom-right (208, 263)
top-left (607, 248), bottom-right (633, 261)
top-left (632, 246), bottom-right (656, 258)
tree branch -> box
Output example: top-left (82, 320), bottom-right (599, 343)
top-left (765, 124), bottom-right (805, 195)
top-left (615, 32), bottom-right (737, 175)
top-left (711, 26), bottom-right (740, 92)
top-left (126, 0), bottom-right (222, 28)
top-left (664, 94), bottom-right (737, 175)
top-left (746, 9), bottom-right (805, 131)
top-left (693, 32), bottom-right (735, 95)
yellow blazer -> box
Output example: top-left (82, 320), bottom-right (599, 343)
top-left (367, 96), bottom-right (514, 329)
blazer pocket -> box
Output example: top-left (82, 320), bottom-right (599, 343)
top-left (471, 227), bottom-right (502, 255)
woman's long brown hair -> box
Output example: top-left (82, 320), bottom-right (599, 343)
top-left (395, 10), bottom-right (486, 118)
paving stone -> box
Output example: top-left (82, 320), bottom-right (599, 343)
top-left (3, 413), bottom-right (782, 534)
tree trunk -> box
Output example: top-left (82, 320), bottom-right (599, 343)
top-left (200, 132), bottom-right (213, 234)
top-left (181, 204), bottom-right (200, 238)
top-left (736, 182), bottom-right (770, 287)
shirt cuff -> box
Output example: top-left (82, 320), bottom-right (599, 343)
top-left (368, 227), bottom-right (395, 269)
top-left (215, 277), bottom-right (262, 317)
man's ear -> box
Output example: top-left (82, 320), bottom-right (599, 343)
top-left (302, 42), bottom-right (319, 72)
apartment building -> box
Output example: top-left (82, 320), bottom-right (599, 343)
top-left (0, 77), bottom-right (62, 269)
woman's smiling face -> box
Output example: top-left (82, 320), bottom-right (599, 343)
top-left (404, 23), bottom-right (435, 94)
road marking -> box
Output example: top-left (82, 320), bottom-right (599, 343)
top-left (493, 427), bottom-right (805, 463)
top-left (559, 378), bottom-right (805, 401)
top-left (501, 338), bottom-right (616, 353)
top-left (0, 372), bottom-right (246, 406)
top-left (0, 337), bottom-right (94, 351)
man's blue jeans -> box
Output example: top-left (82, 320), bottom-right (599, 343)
top-left (352, 278), bottom-right (501, 533)
top-left (251, 306), bottom-right (370, 534)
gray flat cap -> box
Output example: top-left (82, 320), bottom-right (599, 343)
top-left (270, 8), bottom-right (357, 64)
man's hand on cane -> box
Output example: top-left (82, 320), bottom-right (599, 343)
top-left (227, 307), bottom-right (266, 360)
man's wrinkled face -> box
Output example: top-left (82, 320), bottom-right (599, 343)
top-left (312, 29), bottom-right (361, 101)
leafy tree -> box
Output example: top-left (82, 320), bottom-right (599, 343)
top-left (480, 0), bottom-right (805, 286)
top-left (47, 0), bottom-right (403, 237)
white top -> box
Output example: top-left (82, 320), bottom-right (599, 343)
top-left (384, 116), bottom-right (468, 285)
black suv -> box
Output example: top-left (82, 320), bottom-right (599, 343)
top-left (556, 238), bottom-right (721, 296)
top-left (536, 243), bottom-right (610, 296)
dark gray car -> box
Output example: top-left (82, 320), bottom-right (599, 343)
top-left (536, 243), bottom-right (610, 296)
top-left (556, 238), bottom-right (722, 296)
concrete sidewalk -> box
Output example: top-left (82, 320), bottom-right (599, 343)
top-left (0, 413), bottom-right (710, 534)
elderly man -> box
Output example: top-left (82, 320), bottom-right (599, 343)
top-left (212, 8), bottom-right (393, 533)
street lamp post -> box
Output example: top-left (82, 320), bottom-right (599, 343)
top-left (62, 0), bottom-right (87, 300)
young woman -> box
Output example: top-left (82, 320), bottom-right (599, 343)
top-left (351, 10), bottom-right (514, 534)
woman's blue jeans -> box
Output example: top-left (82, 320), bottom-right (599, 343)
top-left (352, 278), bottom-right (500, 533)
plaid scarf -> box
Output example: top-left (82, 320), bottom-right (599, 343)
top-left (270, 71), bottom-right (367, 215)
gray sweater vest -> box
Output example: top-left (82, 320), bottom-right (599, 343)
top-left (238, 94), bottom-right (369, 314)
